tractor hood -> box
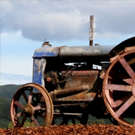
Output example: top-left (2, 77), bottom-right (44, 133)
top-left (33, 42), bottom-right (114, 60)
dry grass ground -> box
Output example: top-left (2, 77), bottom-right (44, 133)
top-left (0, 124), bottom-right (135, 135)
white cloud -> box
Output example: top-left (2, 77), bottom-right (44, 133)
top-left (1, 1), bottom-right (135, 42)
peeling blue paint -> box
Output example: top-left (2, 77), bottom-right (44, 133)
top-left (32, 58), bottom-right (46, 87)
top-left (33, 46), bottom-right (59, 58)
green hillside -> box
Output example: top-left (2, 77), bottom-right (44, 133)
top-left (0, 85), bottom-right (21, 99)
top-left (0, 85), bottom-right (21, 128)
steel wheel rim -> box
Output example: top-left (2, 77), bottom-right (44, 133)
top-left (10, 83), bottom-right (53, 127)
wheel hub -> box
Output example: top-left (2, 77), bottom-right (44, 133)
top-left (23, 104), bottom-right (34, 117)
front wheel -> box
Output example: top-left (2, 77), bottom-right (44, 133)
top-left (10, 83), bottom-right (53, 127)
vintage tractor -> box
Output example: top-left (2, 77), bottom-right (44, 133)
top-left (10, 36), bottom-right (135, 127)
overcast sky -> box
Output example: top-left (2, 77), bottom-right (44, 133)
top-left (1, 0), bottom-right (135, 85)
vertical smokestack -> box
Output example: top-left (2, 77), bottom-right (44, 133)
top-left (89, 15), bottom-right (94, 46)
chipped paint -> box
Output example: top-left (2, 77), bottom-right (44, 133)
top-left (33, 46), bottom-right (60, 58)
top-left (33, 58), bottom-right (46, 86)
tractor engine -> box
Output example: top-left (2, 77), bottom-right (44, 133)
top-left (33, 42), bottom-right (114, 102)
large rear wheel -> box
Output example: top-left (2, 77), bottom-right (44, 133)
top-left (103, 47), bottom-right (135, 126)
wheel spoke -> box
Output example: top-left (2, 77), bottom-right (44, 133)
top-left (117, 73), bottom-right (133, 85)
top-left (31, 116), bottom-right (40, 127)
top-left (119, 57), bottom-right (135, 81)
top-left (28, 89), bottom-right (33, 104)
top-left (22, 92), bottom-right (28, 103)
top-left (106, 84), bottom-right (132, 92)
top-left (20, 115), bottom-right (27, 127)
top-left (122, 78), bottom-right (134, 85)
top-left (33, 104), bottom-right (45, 111)
top-left (116, 95), bottom-right (135, 117)
top-left (113, 94), bottom-right (132, 108)
top-left (14, 101), bottom-right (24, 109)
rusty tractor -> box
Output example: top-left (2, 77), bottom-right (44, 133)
top-left (10, 36), bottom-right (135, 127)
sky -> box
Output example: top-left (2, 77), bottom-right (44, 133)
top-left (1, 0), bottom-right (135, 85)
